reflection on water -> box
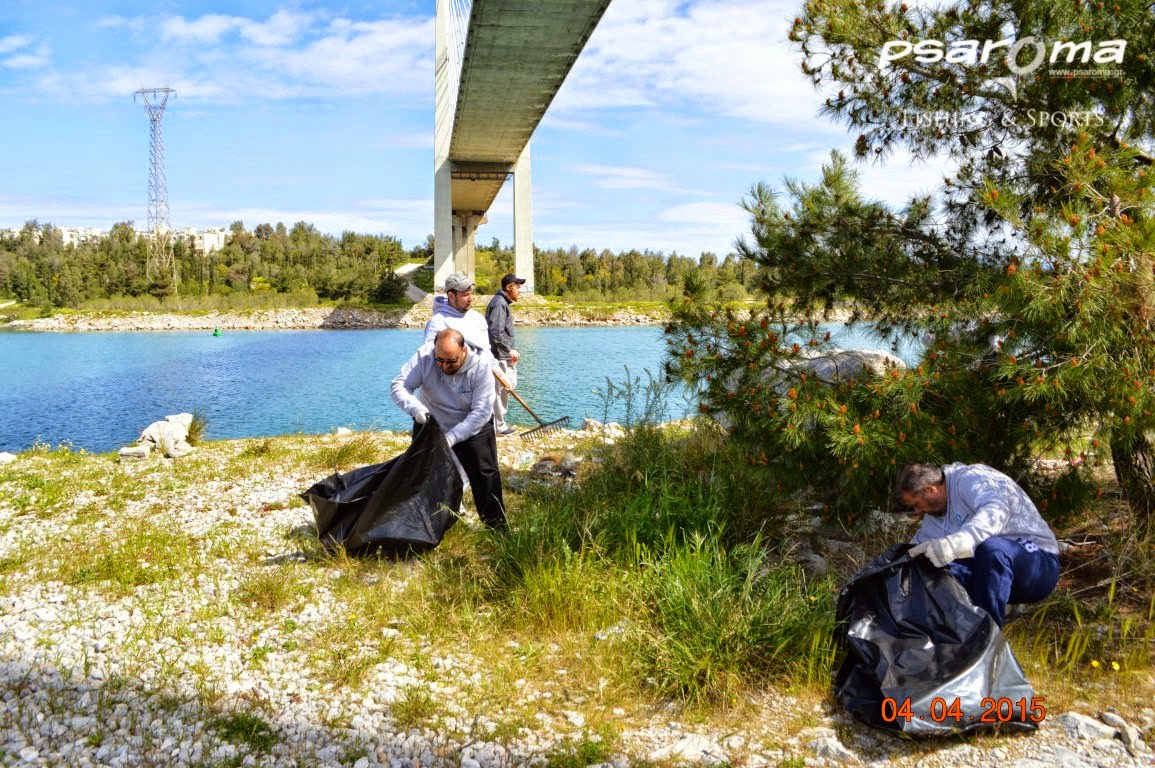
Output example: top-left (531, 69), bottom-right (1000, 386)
top-left (0, 322), bottom-right (916, 454)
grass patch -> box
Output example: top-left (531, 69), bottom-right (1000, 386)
top-left (22, 439), bottom-right (89, 463)
top-left (208, 710), bottom-right (279, 753)
top-left (392, 683), bottom-right (442, 730)
top-left (236, 566), bottom-right (312, 613)
top-left (634, 534), bottom-right (837, 704)
top-left (308, 599), bottom-right (399, 689)
top-left (542, 731), bottom-right (615, 768)
top-left (2, 469), bottom-right (74, 518)
top-left (238, 438), bottom-right (280, 460)
top-left (308, 432), bottom-right (387, 473)
top-left (56, 519), bottom-right (199, 593)
top-left (187, 411), bottom-right (207, 444)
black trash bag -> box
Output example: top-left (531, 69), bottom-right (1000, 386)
top-left (833, 543), bottom-right (1039, 736)
top-left (299, 417), bottom-right (463, 556)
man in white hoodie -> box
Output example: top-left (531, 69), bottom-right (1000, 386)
top-left (895, 461), bottom-right (1060, 626)
top-left (391, 328), bottom-right (507, 530)
top-left (423, 272), bottom-right (491, 350)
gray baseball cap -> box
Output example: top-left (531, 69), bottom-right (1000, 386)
top-left (444, 272), bottom-right (475, 292)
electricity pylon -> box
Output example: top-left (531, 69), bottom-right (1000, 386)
top-left (134, 86), bottom-right (177, 288)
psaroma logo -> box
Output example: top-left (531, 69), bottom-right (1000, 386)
top-left (879, 36), bottom-right (1126, 74)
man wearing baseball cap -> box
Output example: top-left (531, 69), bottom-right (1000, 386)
top-left (424, 272), bottom-right (490, 351)
top-left (485, 273), bottom-right (527, 436)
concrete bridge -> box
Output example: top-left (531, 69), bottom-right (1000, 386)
top-left (433, 0), bottom-right (612, 293)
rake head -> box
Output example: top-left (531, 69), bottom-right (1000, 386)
top-left (519, 416), bottom-right (570, 440)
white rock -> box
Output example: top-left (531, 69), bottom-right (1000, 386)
top-left (807, 736), bottom-right (860, 764)
top-left (649, 734), bottom-right (727, 765)
top-left (1058, 712), bottom-right (1118, 741)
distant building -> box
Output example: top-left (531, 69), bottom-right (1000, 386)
top-left (60, 227), bottom-right (105, 248)
top-left (0, 227), bottom-right (40, 245)
top-left (193, 227), bottom-right (227, 253)
top-left (0, 225), bottom-right (229, 253)
top-left (163, 227), bottom-right (227, 254)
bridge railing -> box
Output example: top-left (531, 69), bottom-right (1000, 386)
top-left (446, 0), bottom-right (471, 129)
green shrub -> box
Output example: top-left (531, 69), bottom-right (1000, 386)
top-left (633, 533), bottom-right (836, 703)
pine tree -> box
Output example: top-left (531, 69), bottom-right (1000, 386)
top-left (668, 0), bottom-right (1154, 532)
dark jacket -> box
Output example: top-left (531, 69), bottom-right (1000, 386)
top-left (485, 291), bottom-right (515, 361)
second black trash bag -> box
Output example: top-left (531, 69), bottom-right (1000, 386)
top-left (300, 417), bottom-right (464, 556)
top-left (833, 543), bottom-right (1039, 736)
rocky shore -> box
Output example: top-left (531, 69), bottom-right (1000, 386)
top-left (3, 298), bottom-right (668, 333)
top-left (1, 426), bottom-right (1152, 768)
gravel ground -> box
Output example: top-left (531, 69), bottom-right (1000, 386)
top-left (1, 428), bottom-right (1152, 768)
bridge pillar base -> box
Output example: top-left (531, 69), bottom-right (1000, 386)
top-left (452, 212), bottom-right (486, 281)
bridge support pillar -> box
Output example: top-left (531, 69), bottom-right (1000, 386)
top-left (452, 212), bottom-right (486, 278)
top-left (512, 144), bottom-right (534, 293)
top-left (433, 160), bottom-right (454, 291)
top-left (432, 0), bottom-right (455, 292)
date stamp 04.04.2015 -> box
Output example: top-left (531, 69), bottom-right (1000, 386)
top-left (881, 696), bottom-right (1047, 724)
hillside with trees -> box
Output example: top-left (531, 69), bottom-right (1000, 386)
top-left (0, 221), bottom-right (756, 312)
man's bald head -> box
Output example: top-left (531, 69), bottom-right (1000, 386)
top-left (433, 329), bottom-right (467, 373)
top-left (435, 328), bottom-right (464, 349)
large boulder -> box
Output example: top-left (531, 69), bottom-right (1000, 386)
top-left (789, 348), bottom-right (904, 382)
top-left (119, 413), bottom-right (195, 459)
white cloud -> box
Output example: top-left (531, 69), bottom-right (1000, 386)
top-left (237, 10), bottom-right (315, 47)
top-left (18, 10), bottom-right (433, 104)
top-left (95, 16), bottom-right (144, 32)
top-left (576, 164), bottom-right (670, 190)
top-left (3, 50), bottom-right (50, 70)
top-left (0, 194), bottom-right (141, 230)
top-left (658, 200), bottom-right (747, 229)
top-left (539, 113), bottom-right (621, 135)
top-left (0, 35), bottom-right (48, 70)
top-left (556, 0), bottom-right (821, 126)
top-left (270, 18), bottom-right (432, 95)
top-left (536, 219), bottom-right (739, 257)
top-left (161, 14), bottom-right (242, 45)
top-left (0, 35), bottom-right (35, 54)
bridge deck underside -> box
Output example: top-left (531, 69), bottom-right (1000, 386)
top-left (449, 0), bottom-right (611, 213)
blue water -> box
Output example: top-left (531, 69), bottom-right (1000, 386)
top-left (0, 323), bottom-right (915, 454)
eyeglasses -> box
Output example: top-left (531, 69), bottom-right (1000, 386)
top-left (434, 355), bottom-right (463, 366)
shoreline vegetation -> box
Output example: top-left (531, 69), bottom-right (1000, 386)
top-left (1, 424), bottom-right (1152, 767)
top-left (1, 295), bottom-right (672, 332)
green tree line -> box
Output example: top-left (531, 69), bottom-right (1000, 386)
top-left (0, 219), bottom-right (410, 309)
top-left (0, 221), bottom-right (756, 310)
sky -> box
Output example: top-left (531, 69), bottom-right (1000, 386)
top-left (0, 0), bottom-right (949, 257)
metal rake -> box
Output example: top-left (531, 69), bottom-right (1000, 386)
top-left (493, 370), bottom-right (570, 439)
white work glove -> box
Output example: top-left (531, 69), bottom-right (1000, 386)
top-left (909, 533), bottom-right (975, 568)
top-left (413, 408), bottom-right (429, 425)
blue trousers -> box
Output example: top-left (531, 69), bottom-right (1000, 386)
top-left (947, 537), bottom-right (1060, 627)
